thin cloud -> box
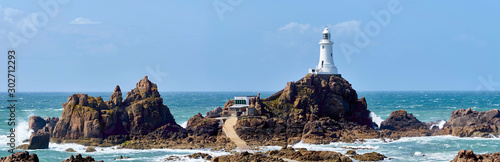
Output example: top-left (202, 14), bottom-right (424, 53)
top-left (455, 33), bottom-right (487, 47)
top-left (330, 20), bottom-right (361, 36)
top-left (70, 17), bottom-right (101, 25)
top-left (2, 6), bottom-right (24, 23)
top-left (278, 22), bottom-right (311, 33)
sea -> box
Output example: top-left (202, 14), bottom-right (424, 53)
top-left (0, 91), bottom-right (499, 162)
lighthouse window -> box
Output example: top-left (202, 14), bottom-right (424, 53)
top-left (322, 46), bottom-right (324, 49)
top-left (323, 34), bottom-right (328, 39)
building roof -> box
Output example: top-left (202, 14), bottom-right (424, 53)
top-left (234, 96), bottom-right (256, 98)
top-left (229, 105), bottom-right (248, 108)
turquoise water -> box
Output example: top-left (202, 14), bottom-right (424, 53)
top-left (0, 91), bottom-right (499, 161)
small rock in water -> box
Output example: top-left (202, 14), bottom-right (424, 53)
top-left (65, 148), bottom-right (76, 152)
top-left (85, 147), bottom-right (96, 152)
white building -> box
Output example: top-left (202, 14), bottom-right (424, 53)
top-left (309, 27), bottom-right (339, 75)
top-left (229, 96), bottom-right (256, 116)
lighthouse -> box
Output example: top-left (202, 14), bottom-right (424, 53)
top-left (309, 27), bottom-right (338, 75)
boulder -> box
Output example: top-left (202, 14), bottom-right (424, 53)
top-left (27, 130), bottom-right (50, 149)
top-left (380, 110), bottom-right (432, 139)
top-left (438, 108), bottom-right (500, 137)
top-left (0, 151), bottom-right (38, 162)
top-left (65, 148), bottom-right (76, 152)
top-left (380, 110), bottom-right (427, 131)
top-left (62, 154), bottom-right (103, 162)
top-left (28, 116), bottom-right (46, 133)
top-left (85, 147), bottom-right (96, 152)
top-left (450, 149), bottom-right (500, 162)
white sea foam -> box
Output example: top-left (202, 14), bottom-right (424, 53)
top-left (15, 120), bottom-right (33, 145)
top-left (49, 142), bottom-right (230, 161)
top-left (181, 121), bottom-right (188, 128)
top-left (430, 120), bottom-right (447, 130)
top-left (369, 112), bottom-right (384, 128)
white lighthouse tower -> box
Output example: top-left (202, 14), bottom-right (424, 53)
top-left (309, 27), bottom-right (338, 75)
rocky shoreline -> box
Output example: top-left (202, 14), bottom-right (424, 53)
top-left (7, 74), bottom-right (500, 161)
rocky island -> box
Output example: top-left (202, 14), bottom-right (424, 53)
top-left (9, 75), bottom-right (499, 161)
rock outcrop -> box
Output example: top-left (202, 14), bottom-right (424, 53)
top-left (52, 76), bottom-right (179, 145)
top-left (0, 151), bottom-right (38, 162)
top-left (267, 147), bottom-right (352, 162)
top-left (28, 116), bottom-right (59, 136)
top-left (450, 150), bottom-right (500, 162)
top-left (186, 113), bottom-right (220, 136)
top-left (211, 152), bottom-right (284, 162)
top-left (235, 74), bottom-right (379, 145)
top-left (351, 152), bottom-right (387, 161)
top-left (206, 106), bottom-right (223, 117)
top-left (438, 108), bottom-right (500, 137)
top-left (62, 154), bottom-right (103, 162)
top-left (380, 110), bottom-right (432, 139)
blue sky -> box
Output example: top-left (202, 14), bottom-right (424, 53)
top-left (0, 1), bottom-right (499, 92)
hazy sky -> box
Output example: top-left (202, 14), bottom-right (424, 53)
top-left (0, 1), bottom-right (499, 92)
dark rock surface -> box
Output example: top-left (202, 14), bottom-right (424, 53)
top-left (235, 74), bottom-right (379, 145)
top-left (186, 113), bottom-right (220, 136)
top-left (52, 76), bottom-right (180, 146)
top-left (352, 152), bottom-right (387, 161)
top-left (186, 152), bottom-right (212, 160)
top-left (0, 151), bottom-right (38, 162)
top-left (380, 110), bottom-right (433, 139)
top-left (27, 131), bottom-right (50, 149)
top-left (438, 108), bottom-right (500, 137)
top-left (211, 152), bottom-right (284, 162)
top-left (61, 154), bottom-right (103, 162)
top-left (450, 150), bottom-right (500, 162)
top-left (267, 147), bottom-right (352, 162)
top-left (28, 116), bottom-right (46, 133)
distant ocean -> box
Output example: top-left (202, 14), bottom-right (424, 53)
top-left (0, 91), bottom-right (499, 162)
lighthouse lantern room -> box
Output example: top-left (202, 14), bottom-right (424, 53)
top-left (309, 27), bottom-right (339, 75)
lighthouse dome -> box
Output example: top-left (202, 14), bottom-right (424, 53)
top-left (322, 28), bottom-right (331, 40)
top-left (322, 28), bottom-right (330, 34)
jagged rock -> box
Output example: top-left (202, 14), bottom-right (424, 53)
top-left (450, 150), bottom-right (500, 162)
top-left (346, 150), bottom-right (357, 156)
top-left (186, 113), bottom-right (219, 136)
top-left (352, 152), bottom-right (387, 161)
top-left (52, 76), bottom-right (179, 144)
top-left (235, 74), bottom-right (378, 145)
top-left (212, 152), bottom-right (284, 162)
top-left (27, 130), bottom-right (50, 149)
top-left (186, 152), bottom-right (212, 160)
top-left (438, 108), bottom-right (500, 137)
top-left (206, 106), bottom-right (223, 117)
top-left (107, 86), bottom-right (122, 108)
top-left (29, 116), bottom-right (59, 135)
top-left (0, 151), bottom-right (39, 162)
top-left (380, 110), bottom-right (432, 139)
top-left (62, 154), bottom-right (103, 162)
